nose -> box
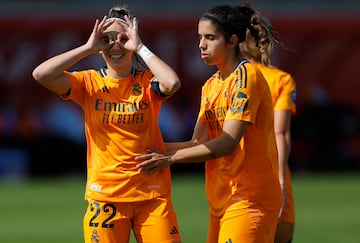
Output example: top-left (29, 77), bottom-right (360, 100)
top-left (198, 38), bottom-right (205, 49)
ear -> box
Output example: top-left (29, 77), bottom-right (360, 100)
top-left (228, 34), bottom-right (239, 48)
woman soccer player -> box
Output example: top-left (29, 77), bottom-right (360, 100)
top-left (136, 3), bottom-right (282, 243)
top-left (32, 5), bottom-right (182, 243)
top-left (240, 17), bottom-right (297, 243)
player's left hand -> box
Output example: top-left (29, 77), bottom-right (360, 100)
top-left (115, 15), bottom-right (142, 52)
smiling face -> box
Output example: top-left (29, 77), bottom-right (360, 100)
top-left (101, 20), bottom-right (132, 70)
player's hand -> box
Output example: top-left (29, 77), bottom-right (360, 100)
top-left (135, 149), bottom-right (173, 175)
top-left (84, 16), bottom-right (117, 53)
top-left (114, 15), bottom-right (142, 52)
top-left (279, 184), bottom-right (288, 217)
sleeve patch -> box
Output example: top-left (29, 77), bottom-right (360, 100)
top-left (230, 91), bottom-right (248, 114)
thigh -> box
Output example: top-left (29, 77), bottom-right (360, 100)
top-left (83, 200), bottom-right (131, 243)
top-left (133, 195), bottom-right (181, 243)
top-left (218, 201), bottom-right (279, 243)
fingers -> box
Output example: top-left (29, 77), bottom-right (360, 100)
top-left (100, 16), bottom-right (116, 33)
top-left (135, 153), bottom-right (171, 176)
top-left (123, 15), bottom-right (138, 32)
top-left (133, 17), bottom-right (138, 31)
top-left (279, 194), bottom-right (288, 217)
top-left (136, 159), bottom-right (160, 176)
top-left (96, 16), bottom-right (107, 32)
top-left (135, 154), bottom-right (152, 162)
top-left (278, 208), bottom-right (284, 217)
top-left (92, 19), bottom-right (100, 33)
top-left (100, 15), bottom-right (138, 33)
top-left (135, 157), bottom-right (157, 170)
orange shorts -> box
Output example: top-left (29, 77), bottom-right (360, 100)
top-left (207, 200), bottom-right (279, 243)
top-left (83, 194), bottom-right (181, 243)
top-left (279, 167), bottom-right (295, 224)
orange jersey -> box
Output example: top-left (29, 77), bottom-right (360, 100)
top-left (255, 63), bottom-right (297, 223)
top-left (64, 68), bottom-right (171, 203)
top-left (254, 64), bottom-right (296, 114)
top-left (198, 60), bottom-right (282, 217)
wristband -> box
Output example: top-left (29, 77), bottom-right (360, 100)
top-left (137, 44), bottom-right (154, 62)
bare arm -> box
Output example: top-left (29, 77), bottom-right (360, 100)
top-left (32, 16), bottom-right (113, 95)
top-left (165, 121), bottom-right (210, 151)
top-left (138, 46), bottom-right (181, 96)
top-left (274, 109), bottom-right (292, 216)
top-left (32, 45), bottom-right (92, 95)
top-left (171, 119), bottom-right (248, 163)
top-left (122, 16), bottom-right (180, 96)
top-left (274, 110), bottom-right (292, 187)
top-left (136, 119), bottom-right (249, 174)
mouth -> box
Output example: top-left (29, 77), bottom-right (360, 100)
top-left (109, 53), bottom-right (125, 61)
top-left (110, 53), bottom-right (124, 58)
top-left (201, 53), bottom-right (209, 59)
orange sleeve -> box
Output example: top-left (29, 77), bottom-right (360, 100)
top-left (273, 72), bottom-right (296, 114)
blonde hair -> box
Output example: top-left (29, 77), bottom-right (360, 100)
top-left (240, 17), bottom-right (277, 66)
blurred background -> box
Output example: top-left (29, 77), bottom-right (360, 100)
top-left (0, 0), bottom-right (360, 179)
top-left (1, 1), bottom-right (360, 243)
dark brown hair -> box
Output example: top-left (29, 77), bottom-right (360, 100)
top-left (108, 5), bottom-right (132, 20)
top-left (200, 3), bottom-right (275, 65)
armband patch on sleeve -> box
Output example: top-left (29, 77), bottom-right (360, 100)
top-left (151, 80), bottom-right (168, 97)
top-left (61, 88), bottom-right (72, 98)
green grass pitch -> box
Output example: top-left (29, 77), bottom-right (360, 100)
top-left (0, 172), bottom-right (359, 243)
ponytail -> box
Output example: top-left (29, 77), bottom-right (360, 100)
top-left (238, 3), bottom-right (274, 66)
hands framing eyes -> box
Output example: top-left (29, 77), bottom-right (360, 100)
top-left (86, 15), bottom-right (143, 53)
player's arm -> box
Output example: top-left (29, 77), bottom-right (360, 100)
top-left (274, 109), bottom-right (291, 186)
top-left (165, 121), bottom-right (210, 151)
top-left (170, 119), bottom-right (248, 163)
top-left (122, 16), bottom-right (180, 96)
top-left (136, 119), bottom-right (249, 174)
top-left (32, 16), bottom-right (113, 95)
top-left (138, 45), bottom-right (181, 96)
top-left (32, 45), bottom-right (91, 95)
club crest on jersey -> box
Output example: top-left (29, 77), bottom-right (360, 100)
top-left (91, 229), bottom-right (100, 243)
top-left (132, 83), bottom-right (142, 95)
top-left (230, 91), bottom-right (248, 114)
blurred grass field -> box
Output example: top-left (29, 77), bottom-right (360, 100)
top-left (0, 172), bottom-right (360, 243)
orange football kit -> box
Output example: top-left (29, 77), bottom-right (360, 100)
top-left (64, 68), bottom-right (181, 243)
top-left (255, 63), bottom-right (297, 224)
top-left (197, 60), bottom-right (282, 243)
